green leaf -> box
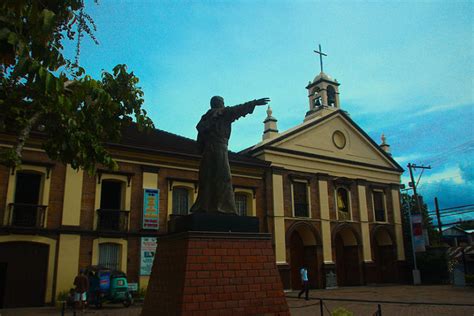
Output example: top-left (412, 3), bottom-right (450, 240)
top-left (42, 9), bottom-right (56, 31)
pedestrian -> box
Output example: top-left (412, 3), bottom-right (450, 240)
top-left (74, 268), bottom-right (89, 311)
top-left (298, 265), bottom-right (309, 300)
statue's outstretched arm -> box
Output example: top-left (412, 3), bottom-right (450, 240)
top-left (225, 98), bottom-right (270, 122)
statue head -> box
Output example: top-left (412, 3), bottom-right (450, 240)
top-left (210, 96), bottom-right (224, 109)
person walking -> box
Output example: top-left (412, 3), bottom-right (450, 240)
top-left (298, 265), bottom-right (310, 300)
top-left (73, 268), bottom-right (89, 312)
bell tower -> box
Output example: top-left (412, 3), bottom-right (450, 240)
top-left (304, 45), bottom-right (341, 121)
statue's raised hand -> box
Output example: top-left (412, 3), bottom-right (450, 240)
top-left (254, 97), bottom-right (270, 106)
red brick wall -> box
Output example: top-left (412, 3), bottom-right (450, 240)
top-left (47, 163), bottom-right (66, 228)
top-left (142, 232), bottom-right (289, 316)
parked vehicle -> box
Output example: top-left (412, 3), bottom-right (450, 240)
top-left (85, 265), bottom-right (133, 308)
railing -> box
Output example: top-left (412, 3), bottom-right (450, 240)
top-left (6, 203), bottom-right (47, 228)
top-left (338, 210), bottom-right (351, 221)
top-left (97, 209), bottom-right (129, 232)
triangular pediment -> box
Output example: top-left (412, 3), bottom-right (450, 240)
top-left (249, 111), bottom-right (402, 172)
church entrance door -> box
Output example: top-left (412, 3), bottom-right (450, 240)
top-left (374, 228), bottom-right (397, 283)
top-left (335, 228), bottom-right (362, 286)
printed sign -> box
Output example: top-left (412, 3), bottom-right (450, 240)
top-left (412, 214), bottom-right (426, 252)
top-left (140, 237), bottom-right (157, 276)
top-left (143, 189), bottom-right (159, 230)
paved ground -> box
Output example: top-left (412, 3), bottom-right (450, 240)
top-left (1, 285), bottom-right (473, 316)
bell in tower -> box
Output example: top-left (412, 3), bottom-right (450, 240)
top-left (304, 45), bottom-right (341, 121)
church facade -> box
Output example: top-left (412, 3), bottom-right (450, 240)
top-left (244, 70), bottom-right (407, 289)
top-left (0, 63), bottom-right (408, 308)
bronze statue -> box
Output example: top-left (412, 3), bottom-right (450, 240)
top-left (190, 96), bottom-right (270, 214)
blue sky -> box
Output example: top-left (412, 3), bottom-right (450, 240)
top-left (69, 0), bottom-right (473, 225)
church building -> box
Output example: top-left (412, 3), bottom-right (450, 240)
top-left (0, 50), bottom-right (408, 307)
top-left (243, 57), bottom-right (407, 289)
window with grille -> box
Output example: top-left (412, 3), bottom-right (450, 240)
top-left (373, 191), bottom-right (386, 222)
top-left (293, 182), bottom-right (309, 217)
top-left (235, 193), bottom-right (248, 216)
top-left (99, 243), bottom-right (120, 271)
top-left (172, 187), bottom-right (189, 215)
top-left (336, 187), bottom-right (351, 220)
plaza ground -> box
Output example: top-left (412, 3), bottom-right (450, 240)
top-left (1, 285), bottom-right (473, 316)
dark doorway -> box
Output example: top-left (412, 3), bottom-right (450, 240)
top-left (335, 233), bottom-right (362, 286)
top-left (0, 242), bottom-right (49, 307)
top-left (290, 232), bottom-right (304, 290)
top-left (0, 262), bottom-right (7, 308)
top-left (13, 172), bottom-right (42, 226)
top-left (374, 230), bottom-right (397, 283)
top-left (100, 180), bottom-right (123, 210)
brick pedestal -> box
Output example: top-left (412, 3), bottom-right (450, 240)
top-left (141, 231), bottom-right (289, 316)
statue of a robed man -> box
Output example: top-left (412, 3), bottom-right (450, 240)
top-left (190, 96), bottom-right (270, 214)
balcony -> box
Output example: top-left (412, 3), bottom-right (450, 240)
top-left (97, 209), bottom-right (129, 232)
top-left (6, 203), bottom-right (47, 228)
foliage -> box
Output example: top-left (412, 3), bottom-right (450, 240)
top-left (416, 249), bottom-right (449, 284)
top-left (457, 220), bottom-right (474, 230)
top-left (56, 289), bottom-right (71, 302)
top-left (465, 274), bottom-right (474, 286)
top-left (331, 307), bottom-right (353, 316)
top-left (0, 0), bottom-right (153, 173)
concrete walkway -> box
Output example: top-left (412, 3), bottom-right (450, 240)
top-left (1, 285), bottom-right (473, 316)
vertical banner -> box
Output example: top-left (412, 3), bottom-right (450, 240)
top-left (140, 237), bottom-right (157, 276)
top-left (143, 189), bottom-right (159, 230)
top-left (412, 214), bottom-right (426, 252)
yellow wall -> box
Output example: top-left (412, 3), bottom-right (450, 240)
top-left (272, 174), bottom-right (286, 263)
top-left (391, 189), bottom-right (405, 260)
top-left (0, 235), bottom-right (56, 303)
top-left (56, 234), bottom-right (80, 295)
top-left (62, 166), bottom-right (83, 226)
top-left (318, 179), bottom-right (333, 263)
top-left (357, 185), bottom-right (372, 262)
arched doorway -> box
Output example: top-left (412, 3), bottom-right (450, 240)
top-left (288, 223), bottom-right (322, 290)
top-left (373, 228), bottom-right (397, 283)
top-left (0, 242), bottom-right (49, 307)
top-left (334, 227), bottom-right (362, 286)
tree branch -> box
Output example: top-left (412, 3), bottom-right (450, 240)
top-left (13, 111), bottom-right (42, 163)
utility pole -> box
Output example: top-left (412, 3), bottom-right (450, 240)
top-left (407, 163), bottom-right (431, 285)
top-left (434, 197), bottom-right (442, 234)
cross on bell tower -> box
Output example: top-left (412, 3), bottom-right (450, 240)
top-left (313, 44), bottom-right (327, 73)
top-left (304, 44), bottom-right (342, 121)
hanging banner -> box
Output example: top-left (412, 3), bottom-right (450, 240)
top-left (143, 189), bottom-right (159, 230)
top-left (412, 214), bottom-right (426, 252)
top-left (140, 237), bottom-right (157, 276)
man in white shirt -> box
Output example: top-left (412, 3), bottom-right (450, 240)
top-left (298, 265), bottom-right (309, 300)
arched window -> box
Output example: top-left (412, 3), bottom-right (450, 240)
top-left (235, 193), bottom-right (248, 216)
top-left (336, 187), bottom-right (350, 220)
top-left (327, 85), bottom-right (337, 107)
top-left (172, 187), bottom-right (190, 215)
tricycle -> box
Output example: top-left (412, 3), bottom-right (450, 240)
top-left (85, 265), bottom-right (133, 308)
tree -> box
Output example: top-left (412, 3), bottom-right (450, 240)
top-left (0, 0), bottom-right (153, 173)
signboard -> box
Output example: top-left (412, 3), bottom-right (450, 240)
top-left (128, 282), bottom-right (138, 292)
top-left (143, 189), bottom-right (159, 230)
top-left (412, 214), bottom-right (426, 252)
top-left (140, 237), bottom-right (157, 276)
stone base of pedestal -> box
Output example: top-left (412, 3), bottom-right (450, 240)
top-left (141, 231), bottom-right (289, 316)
